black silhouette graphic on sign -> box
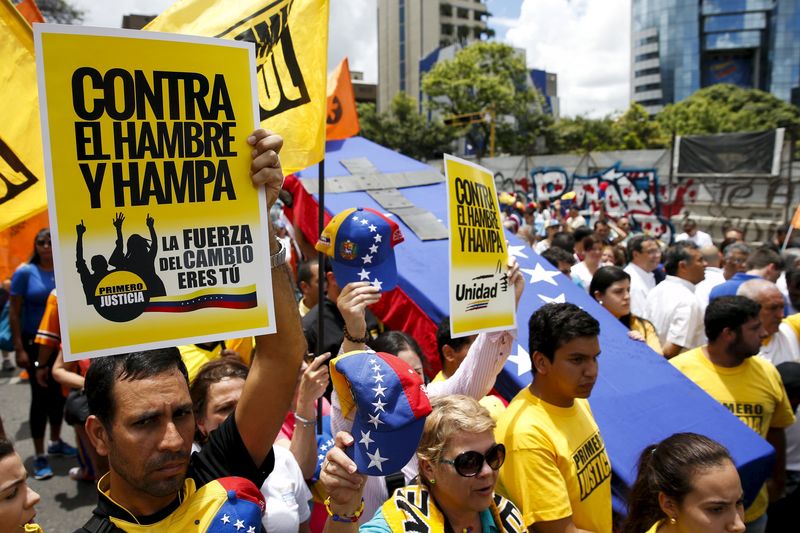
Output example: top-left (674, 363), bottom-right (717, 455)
top-left (109, 213), bottom-right (166, 298)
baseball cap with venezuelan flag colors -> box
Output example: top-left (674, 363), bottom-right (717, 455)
top-left (316, 207), bottom-right (404, 291)
top-left (331, 350), bottom-right (431, 476)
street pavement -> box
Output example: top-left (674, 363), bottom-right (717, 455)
top-left (0, 367), bottom-right (95, 532)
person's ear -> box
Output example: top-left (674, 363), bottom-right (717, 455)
top-left (442, 345), bottom-right (457, 364)
top-left (532, 351), bottom-right (551, 375)
top-left (419, 457), bottom-right (435, 481)
top-left (658, 491), bottom-right (678, 521)
top-left (85, 415), bottom-right (111, 457)
top-left (196, 415), bottom-right (209, 439)
top-left (592, 290), bottom-right (602, 303)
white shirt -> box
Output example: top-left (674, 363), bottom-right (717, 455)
top-left (261, 446), bottom-right (312, 532)
top-left (695, 267), bottom-right (726, 314)
top-left (566, 215), bottom-right (586, 229)
top-left (644, 275), bottom-right (706, 349)
top-left (570, 262), bottom-right (593, 291)
top-left (759, 323), bottom-right (800, 366)
top-left (624, 262), bottom-right (656, 317)
top-left (675, 230), bottom-right (714, 249)
top-left (534, 239), bottom-right (551, 254)
top-left (786, 407), bottom-right (800, 472)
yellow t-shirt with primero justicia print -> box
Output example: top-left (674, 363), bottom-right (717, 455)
top-left (495, 387), bottom-right (612, 533)
top-left (671, 346), bottom-right (796, 523)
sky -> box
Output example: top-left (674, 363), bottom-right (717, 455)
top-left (70, 0), bottom-right (630, 118)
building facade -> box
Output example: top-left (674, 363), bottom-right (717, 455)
top-left (631, 0), bottom-right (800, 114)
top-left (377, 0), bottom-right (490, 112)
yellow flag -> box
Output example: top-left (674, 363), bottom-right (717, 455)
top-left (145, 0), bottom-right (329, 174)
top-left (0, 0), bottom-right (47, 231)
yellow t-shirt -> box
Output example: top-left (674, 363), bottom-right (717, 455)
top-left (644, 520), bottom-right (662, 533)
top-left (495, 387), bottom-right (612, 532)
top-left (179, 337), bottom-right (254, 383)
top-left (430, 371), bottom-right (507, 421)
top-left (670, 346), bottom-right (796, 522)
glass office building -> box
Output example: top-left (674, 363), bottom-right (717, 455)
top-left (631, 0), bottom-right (800, 114)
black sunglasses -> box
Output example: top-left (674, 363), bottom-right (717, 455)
top-left (440, 443), bottom-right (505, 477)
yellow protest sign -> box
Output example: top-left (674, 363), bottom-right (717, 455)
top-left (445, 154), bottom-right (515, 337)
top-left (0, 0), bottom-right (47, 231)
top-left (35, 25), bottom-right (274, 361)
top-left (145, 0), bottom-right (329, 174)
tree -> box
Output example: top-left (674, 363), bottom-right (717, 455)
top-left (613, 102), bottom-right (667, 149)
top-left (421, 41), bottom-right (549, 157)
top-left (357, 93), bottom-right (455, 161)
top-left (657, 84), bottom-right (800, 144)
top-left (19, 0), bottom-right (84, 24)
top-left (551, 115), bottom-right (619, 153)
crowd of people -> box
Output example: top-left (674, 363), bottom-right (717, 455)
top-left (0, 133), bottom-right (799, 533)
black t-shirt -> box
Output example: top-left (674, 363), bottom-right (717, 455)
top-left (75, 414), bottom-right (274, 532)
top-left (302, 297), bottom-right (382, 357)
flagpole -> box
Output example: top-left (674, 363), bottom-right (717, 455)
top-left (316, 157), bottom-right (325, 434)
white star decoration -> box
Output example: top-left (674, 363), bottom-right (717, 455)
top-left (221, 514), bottom-right (230, 524)
top-left (373, 384), bottom-right (386, 396)
top-left (374, 234), bottom-right (383, 243)
top-left (508, 345), bottom-right (532, 376)
top-left (539, 293), bottom-right (566, 304)
top-left (368, 412), bottom-right (384, 428)
top-left (369, 358), bottom-right (377, 364)
top-left (359, 430), bottom-right (374, 448)
top-left (318, 454), bottom-right (325, 460)
top-left (521, 263), bottom-right (560, 286)
top-left (372, 398), bottom-right (387, 412)
top-left (362, 254), bottom-right (373, 264)
top-left (371, 363), bottom-right (381, 372)
top-left (369, 244), bottom-right (379, 254)
top-left (372, 278), bottom-right (383, 290)
top-left (367, 448), bottom-right (388, 471)
top-left (360, 219), bottom-right (369, 225)
top-left (234, 519), bottom-right (244, 531)
top-left (373, 372), bottom-right (384, 383)
top-left (358, 268), bottom-right (371, 281)
top-left (352, 215), bottom-right (360, 222)
top-left (508, 245), bottom-right (529, 259)
top-left (368, 224), bottom-right (377, 232)
top-left (247, 527), bottom-right (256, 533)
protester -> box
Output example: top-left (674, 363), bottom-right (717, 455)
top-left (624, 235), bottom-right (661, 317)
top-left (0, 437), bottom-right (42, 532)
top-left (644, 242), bottom-right (707, 358)
top-left (190, 359), bottom-right (312, 533)
top-left (670, 296), bottom-right (795, 531)
top-left (565, 205), bottom-right (586, 230)
top-left (369, 331), bottom-right (429, 383)
top-left (8, 228), bottom-right (73, 480)
top-left (550, 231), bottom-right (576, 255)
top-left (766, 362), bottom-right (800, 532)
top-left (496, 303), bottom-right (612, 533)
top-left (570, 235), bottom-right (603, 291)
top-left (331, 259), bottom-right (524, 522)
top-left (590, 266), bottom-right (663, 354)
top-left (622, 432), bottom-right (745, 533)
top-left (541, 247), bottom-right (576, 278)
top-left (572, 226), bottom-right (594, 259)
top-left (320, 395), bottom-right (525, 532)
top-left (76, 128), bottom-right (308, 530)
top-left (737, 279), bottom-right (800, 366)
top-left (710, 246), bottom-right (785, 302)
top-left (675, 218), bottom-right (713, 248)
top-left (433, 318), bottom-right (505, 420)
top-left (721, 242), bottom-right (752, 281)
top-left (695, 245), bottom-right (725, 313)
top-left (177, 337), bottom-right (254, 384)
top-left (534, 220), bottom-right (561, 254)
top-left (1, 279), bottom-right (13, 372)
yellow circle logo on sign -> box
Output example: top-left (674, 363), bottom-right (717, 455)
top-left (93, 270), bottom-right (150, 322)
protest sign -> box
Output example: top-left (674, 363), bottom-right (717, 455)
top-left (445, 154), bottom-right (515, 337)
top-left (34, 25), bottom-right (274, 360)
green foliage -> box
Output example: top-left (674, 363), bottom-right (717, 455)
top-left (356, 94), bottom-right (455, 161)
top-left (34, 0), bottom-right (84, 24)
top-left (421, 41), bottom-right (549, 157)
top-left (656, 84), bottom-right (800, 142)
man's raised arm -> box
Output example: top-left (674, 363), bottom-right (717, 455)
top-left (235, 129), bottom-right (307, 466)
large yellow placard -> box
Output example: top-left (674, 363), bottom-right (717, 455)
top-left (445, 154), bottom-right (515, 337)
top-left (35, 25), bottom-right (274, 361)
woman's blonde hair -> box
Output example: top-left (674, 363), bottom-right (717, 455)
top-left (416, 394), bottom-right (495, 466)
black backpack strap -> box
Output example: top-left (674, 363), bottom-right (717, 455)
top-left (78, 513), bottom-right (125, 533)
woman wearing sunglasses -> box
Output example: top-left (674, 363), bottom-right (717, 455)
top-left (320, 394), bottom-right (525, 532)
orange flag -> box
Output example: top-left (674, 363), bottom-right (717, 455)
top-left (0, 210), bottom-right (48, 280)
top-left (791, 205), bottom-right (800, 229)
top-left (15, 0), bottom-right (43, 24)
top-left (326, 58), bottom-right (359, 140)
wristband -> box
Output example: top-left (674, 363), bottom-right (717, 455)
top-left (343, 324), bottom-right (369, 344)
top-left (294, 412), bottom-right (316, 427)
top-left (324, 496), bottom-right (364, 523)
top-left (270, 239), bottom-right (286, 269)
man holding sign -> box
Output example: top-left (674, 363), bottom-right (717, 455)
top-left (76, 129), bottom-right (306, 532)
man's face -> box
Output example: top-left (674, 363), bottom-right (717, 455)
top-left (683, 222), bottom-right (697, 236)
top-left (595, 224), bottom-right (610, 242)
top-left (97, 368), bottom-right (195, 505)
top-left (787, 274), bottom-right (800, 311)
top-left (302, 264), bottom-right (321, 308)
top-left (634, 239), bottom-right (661, 272)
top-left (731, 317), bottom-right (768, 359)
top-left (757, 288), bottom-right (785, 336)
top-left (540, 336), bottom-right (600, 402)
top-left (725, 229), bottom-right (744, 242)
top-left (617, 218), bottom-right (630, 233)
top-left (723, 251), bottom-right (748, 279)
top-left (681, 248), bottom-right (707, 285)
